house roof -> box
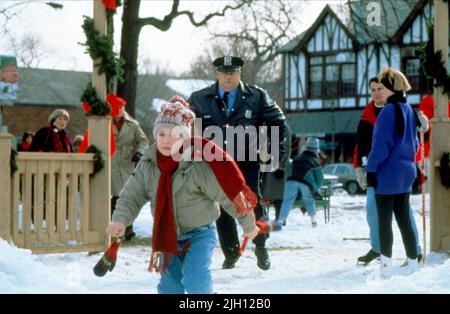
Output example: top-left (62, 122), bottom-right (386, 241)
top-left (11, 67), bottom-right (178, 115)
top-left (348, 0), bottom-right (420, 44)
top-left (279, 4), bottom-right (360, 54)
top-left (286, 109), bottom-right (362, 136)
top-left (280, 0), bottom-right (422, 54)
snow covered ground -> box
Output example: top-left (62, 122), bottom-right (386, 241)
top-left (1, 192), bottom-right (449, 294)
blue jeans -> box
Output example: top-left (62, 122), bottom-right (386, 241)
top-left (366, 187), bottom-right (422, 255)
top-left (279, 181), bottom-right (316, 223)
top-left (157, 224), bottom-right (217, 294)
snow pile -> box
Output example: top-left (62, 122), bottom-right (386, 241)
top-left (0, 240), bottom-right (79, 293)
top-left (1, 194), bottom-right (449, 293)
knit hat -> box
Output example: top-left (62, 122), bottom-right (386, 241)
top-left (153, 96), bottom-right (196, 139)
top-left (306, 138), bottom-right (320, 154)
top-left (48, 109), bottom-right (70, 124)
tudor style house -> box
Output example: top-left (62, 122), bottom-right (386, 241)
top-left (280, 0), bottom-right (441, 162)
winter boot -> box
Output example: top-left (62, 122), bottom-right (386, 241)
top-left (310, 214), bottom-right (317, 228)
top-left (255, 246), bottom-right (271, 270)
top-left (401, 253), bottom-right (423, 267)
top-left (357, 249), bottom-right (380, 265)
top-left (271, 219), bottom-right (285, 231)
top-left (380, 255), bottom-right (393, 278)
top-left (222, 255), bottom-right (240, 270)
top-left (401, 257), bottom-right (419, 276)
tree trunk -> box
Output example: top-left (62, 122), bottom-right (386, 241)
top-left (117, 0), bottom-right (141, 118)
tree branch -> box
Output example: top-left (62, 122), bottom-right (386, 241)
top-left (139, 0), bottom-right (251, 30)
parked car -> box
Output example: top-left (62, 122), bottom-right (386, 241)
top-left (323, 163), bottom-right (362, 195)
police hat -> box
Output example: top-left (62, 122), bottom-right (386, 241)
top-left (213, 56), bottom-right (244, 72)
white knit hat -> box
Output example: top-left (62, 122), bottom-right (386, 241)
top-left (153, 96), bottom-right (195, 139)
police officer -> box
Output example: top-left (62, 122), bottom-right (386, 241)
top-left (188, 56), bottom-right (287, 270)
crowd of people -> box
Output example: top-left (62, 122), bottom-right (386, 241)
top-left (16, 55), bottom-right (432, 292)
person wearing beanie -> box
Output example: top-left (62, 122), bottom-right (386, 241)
top-left (110, 98), bottom-right (149, 241)
top-left (366, 67), bottom-right (420, 277)
top-left (107, 96), bottom-right (259, 294)
top-left (273, 137), bottom-right (324, 229)
top-left (30, 109), bottom-right (73, 153)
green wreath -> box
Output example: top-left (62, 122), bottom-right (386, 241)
top-left (416, 23), bottom-right (450, 96)
top-left (80, 0), bottom-right (124, 116)
top-left (85, 145), bottom-right (105, 176)
top-left (81, 82), bottom-right (111, 116)
top-left (10, 149), bottom-right (18, 177)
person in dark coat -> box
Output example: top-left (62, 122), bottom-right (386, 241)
top-left (30, 109), bottom-right (73, 153)
top-left (261, 126), bottom-right (292, 220)
top-left (354, 77), bottom-right (424, 266)
top-left (188, 56), bottom-right (287, 271)
top-left (274, 138), bottom-right (324, 228)
top-left (366, 67), bottom-right (420, 277)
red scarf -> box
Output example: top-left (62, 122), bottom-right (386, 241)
top-left (51, 127), bottom-right (72, 153)
top-left (113, 116), bottom-right (125, 132)
top-left (20, 142), bottom-right (31, 151)
top-left (148, 137), bottom-right (258, 273)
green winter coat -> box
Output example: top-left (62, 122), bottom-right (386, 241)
top-left (112, 144), bottom-right (256, 237)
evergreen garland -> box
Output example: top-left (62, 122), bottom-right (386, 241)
top-left (81, 82), bottom-right (111, 116)
top-left (80, 16), bottom-right (124, 91)
top-left (80, 0), bottom-right (124, 117)
top-left (440, 152), bottom-right (450, 188)
top-left (10, 149), bottom-right (18, 176)
top-left (85, 145), bottom-right (105, 176)
top-left (416, 23), bottom-right (450, 96)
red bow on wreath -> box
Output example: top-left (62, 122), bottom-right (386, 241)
top-left (102, 0), bottom-right (117, 11)
top-left (79, 93), bottom-right (126, 156)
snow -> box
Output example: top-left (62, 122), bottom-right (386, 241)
top-left (1, 193), bottom-right (450, 294)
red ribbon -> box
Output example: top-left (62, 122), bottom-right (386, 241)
top-left (102, 0), bottom-right (117, 11)
top-left (79, 93), bottom-right (125, 156)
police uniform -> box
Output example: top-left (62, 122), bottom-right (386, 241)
top-left (188, 56), bottom-right (287, 270)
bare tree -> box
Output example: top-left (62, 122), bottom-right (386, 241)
top-left (117, 0), bottom-right (252, 117)
top-left (0, 2), bottom-right (62, 33)
top-left (199, 0), bottom-right (303, 84)
top-left (7, 33), bottom-right (50, 68)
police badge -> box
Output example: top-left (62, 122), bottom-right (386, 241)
top-left (245, 109), bottom-right (252, 119)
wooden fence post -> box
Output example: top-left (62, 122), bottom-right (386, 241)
top-left (430, 0), bottom-right (450, 252)
top-left (89, 1), bottom-right (110, 250)
top-left (0, 133), bottom-right (12, 241)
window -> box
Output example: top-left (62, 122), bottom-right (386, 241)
top-left (310, 66), bottom-right (323, 98)
top-left (405, 58), bottom-right (421, 92)
top-left (403, 57), bottom-right (433, 94)
top-left (308, 53), bottom-right (356, 99)
top-left (342, 64), bottom-right (356, 96)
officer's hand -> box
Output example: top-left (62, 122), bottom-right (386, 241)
top-left (131, 152), bottom-right (142, 163)
top-left (274, 168), bottom-right (285, 180)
